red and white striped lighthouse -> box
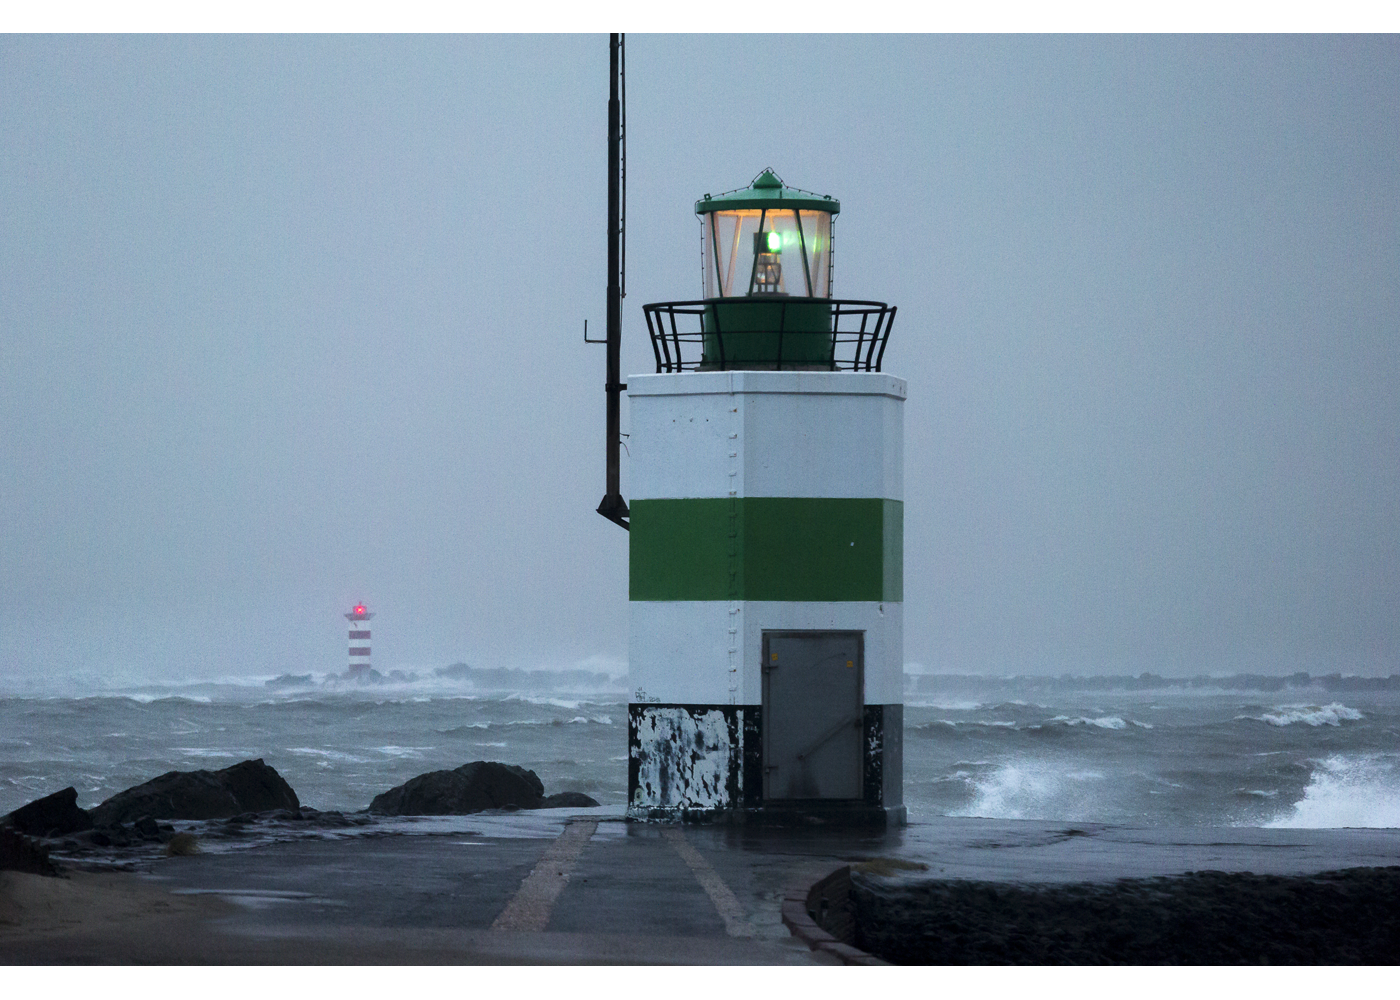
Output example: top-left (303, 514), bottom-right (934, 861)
top-left (345, 603), bottom-right (373, 678)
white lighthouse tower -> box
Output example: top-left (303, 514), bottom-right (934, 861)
top-left (623, 170), bottom-right (905, 826)
top-left (345, 603), bottom-right (374, 680)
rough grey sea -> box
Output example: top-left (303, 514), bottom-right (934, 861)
top-left (2, 669), bottom-right (1397, 830)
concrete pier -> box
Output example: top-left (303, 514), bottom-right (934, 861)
top-left (3, 809), bottom-right (1398, 963)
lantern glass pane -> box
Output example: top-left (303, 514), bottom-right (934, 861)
top-left (703, 208), bottom-right (834, 298)
top-left (799, 210), bottom-right (832, 299)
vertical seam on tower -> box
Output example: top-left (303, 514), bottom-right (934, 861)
top-left (727, 386), bottom-right (740, 705)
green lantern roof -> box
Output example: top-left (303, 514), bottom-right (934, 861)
top-left (695, 168), bottom-right (840, 216)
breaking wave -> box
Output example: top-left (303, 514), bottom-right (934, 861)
top-left (1237, 703), bottom-right (1364, 727)
top-left (1266, 755), bottom-right (1400, 829)
top-left (947, 761), bottom-right (1108, 821)
top-left (1051, 715), bottom-right (1128, 730)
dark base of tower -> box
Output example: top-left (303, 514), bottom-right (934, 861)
top-left (625, 803), bottom-right (906, 828)
top-left (740, 802), bottom-right (906, 828)
top-left (627, 702), bottom-right (904, 826)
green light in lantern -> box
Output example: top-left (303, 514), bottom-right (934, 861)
top-left (764, 231), bottom-right (782, 252)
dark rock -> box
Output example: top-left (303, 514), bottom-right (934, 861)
top-left (0, 827), bottom-right (59, 876)
top-left (3, 786), bottom-right (94, 838)
top-left (368, 761), bottom-right (545, 815)
top-left (133, 816), bottom-right (162, 840)
top-left (89, 758), bottom-right (300, 826)
top-left (75, 824), bottom-right (131, 847)
top-left (538, 792), bottom-right (601, 809)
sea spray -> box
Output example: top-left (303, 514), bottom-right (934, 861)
top-left (1266, 754), bottom-right (1400, 828)
top-left (945, 760), bottom-right (1109, 822)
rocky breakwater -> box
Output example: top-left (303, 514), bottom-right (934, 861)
top-left (2, 759), bottom-right (310, 866)
top-left (849, 867), bottom-right (1400, 964)
top-left (5, 757), bottom-right (602, 873)
top-left (368, 761), bottom-right (599, 815)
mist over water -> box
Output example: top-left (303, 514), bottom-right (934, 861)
top-left (2, 668), bottom-right (1396, 830)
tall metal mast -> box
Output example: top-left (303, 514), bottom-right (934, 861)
top-left (597, 32), bottom-right (630, 530)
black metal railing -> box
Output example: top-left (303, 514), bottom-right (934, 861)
top-left (642, 299), bottom-right (897, 373)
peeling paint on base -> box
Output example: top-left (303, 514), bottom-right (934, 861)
top-left (628, 705), bottom-right (745, 821)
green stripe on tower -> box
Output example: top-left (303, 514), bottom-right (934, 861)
top-left (630, 497), bottom-right (903, 602)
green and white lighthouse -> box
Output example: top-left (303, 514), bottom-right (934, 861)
top-left (626, 169), bottom-right (905, 825)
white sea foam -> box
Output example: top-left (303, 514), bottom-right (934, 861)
top-left (286, 747), bottom-right (368, 763)
top-left (905, 700), bottom-right (985, 711)
top-left (1237, 703), bottom-right (1364, 727)
top-left (374, 746), bottom-right (433, 758)
top-left (948, 761), bottom-right (1107, 821)
top-left (124, 693), bottom-right (212, 704)
top-left (927, 718), bottom-right (1018, 728)
top-left (505, 695), bottom-right (590, 710)
top-left (1050, 715), bottom-right (1129, 730)
top-left (1266, 754), bottom-right (1400, 829)
top-left (175, 747), bottom-right (255, 759)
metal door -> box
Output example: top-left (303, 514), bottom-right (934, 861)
top-left (762, 631), bottom-right (863, 801)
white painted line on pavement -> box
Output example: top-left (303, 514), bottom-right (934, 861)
top-left (490, 819), bottom-right (598, 932)
top-left (663, 826), bottom-right (755, 938)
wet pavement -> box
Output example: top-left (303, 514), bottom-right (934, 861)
top-left (6, 807), bottom-right (1400, 963)
top-left (124, 812), bottom-right (859, 963)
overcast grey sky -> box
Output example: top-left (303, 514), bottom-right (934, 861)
top-left (1, 35), bottom-right (1396, 684)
